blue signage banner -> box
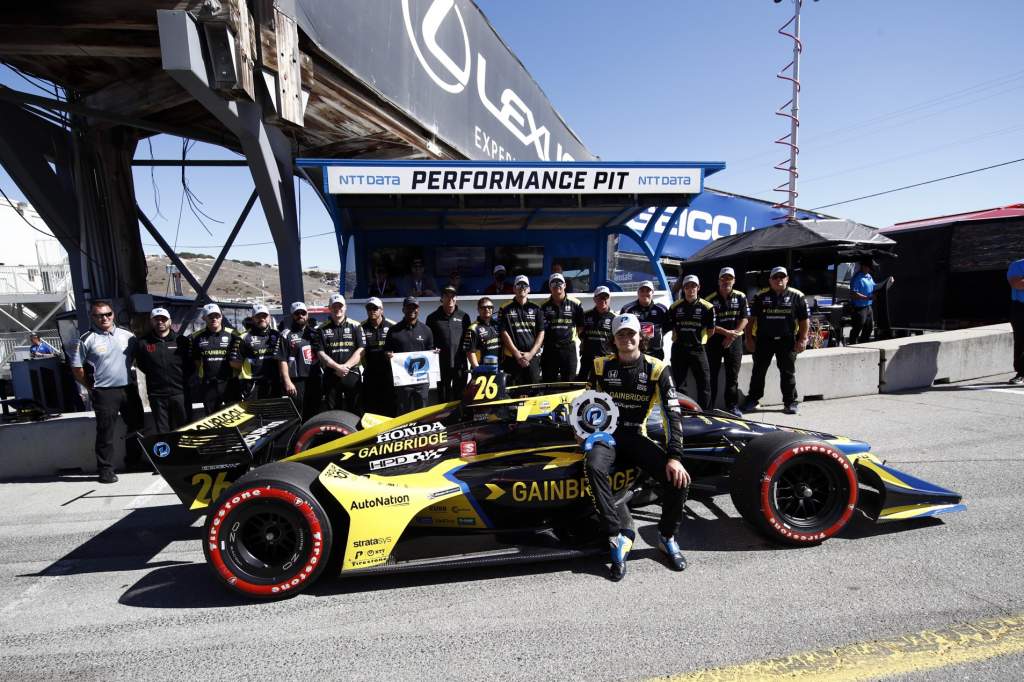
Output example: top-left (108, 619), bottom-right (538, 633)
top-left (619, 191), bottom-right (821, 259)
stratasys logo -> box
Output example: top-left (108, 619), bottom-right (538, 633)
top-left (350, 494), bottom-right (411, 510)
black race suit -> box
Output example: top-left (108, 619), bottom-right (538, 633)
top-left (746, 287), bottom-right (809, 407)
top-left (277, 322), bottom-right (319, 420)
top-left (192, 327), bottom-right (240, 415)
top-left (230, 327), bottom-right (283, 400)
top-left (361, 318), bottom-right (397, 417)
top-left (588, 353), bottom-right (687, 538)
top-left (314, 318), bottom-right (366, 413)
top-left (578, 308), bottom-right (615, 382)
top-left (498, 299), bottom-right (544, 385)
top-left (464, 318), bottom-right (502, 367)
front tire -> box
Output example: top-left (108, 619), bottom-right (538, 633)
top-left (730, 432), bottom-right (858, 545)
top-left (203, 462), bottom-right (332, 598)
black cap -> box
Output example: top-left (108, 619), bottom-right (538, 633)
top-left (403, 296), bottom-right (419, 307)
top-left (442, 285), bottom-right (457, 295)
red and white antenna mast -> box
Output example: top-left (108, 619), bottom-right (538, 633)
top-left (772, 0), bottom-right (804, 218)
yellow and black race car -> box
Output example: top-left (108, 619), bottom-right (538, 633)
top-left (139, 363), bottom-right (964, 599)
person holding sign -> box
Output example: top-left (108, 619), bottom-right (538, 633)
top-left (385, 296), bottom-right (436, 414)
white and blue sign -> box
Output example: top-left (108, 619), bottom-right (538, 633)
top-left (152, 441), bottom-right (171, 458)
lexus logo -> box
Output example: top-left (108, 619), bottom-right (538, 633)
top-left (402, 0), bottom-right (471, 94)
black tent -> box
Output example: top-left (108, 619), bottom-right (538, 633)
top-left (683, 218), bottom-right (896, 302)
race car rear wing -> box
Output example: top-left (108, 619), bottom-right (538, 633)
top-left (137, 398), bottom-right (300, 511)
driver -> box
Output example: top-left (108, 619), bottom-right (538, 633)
top-left (586, 313), bottom-right (691, 581)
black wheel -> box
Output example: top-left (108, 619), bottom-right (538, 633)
top-left (729, 431), bottom-right (858, 545)
top-left (288, 410), bottom-right (360, 455)
top-left (203, 461), bottom-right (333, 598)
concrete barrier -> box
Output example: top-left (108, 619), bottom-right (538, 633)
top-left (675, 345), bottom-right (882, 408)
top-left (860, 323), bottom-right (1013, 393)
top-left (0, 412), bottom-right (138, 480)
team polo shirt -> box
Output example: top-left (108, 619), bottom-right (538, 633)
top-left (70, 326), bottom-right (137, 388)
top-left (192, 326), bottom-right (240, 382)
top-left (313, 317), bottom-right (365, 366)
top-left (665, 298), bottom-right (716, 348)
top-left (750, 287), bottom-right (809, 338)
top-left (620, 300), bottom-right (669, 353)
top-left (277, 323), bottom-right (318, 379)
top-left (541, 295), bottom-right (584, 349)
top-left (464, 318), bottom-right (502, 364)
top-left (704, 290), bottom-right (750, 331)
top-left (230, 327), bottom-right (282, 382)
top-left (580, 308), bottom-right (615, 361)
top-left (498, 299), bottom-right (544, 355)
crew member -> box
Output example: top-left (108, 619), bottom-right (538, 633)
top-left (498, 275), bottom-right (544, 385)
top-left (427, 286), bottom-right (471, 401)
top-left (578, 286), bottom-right (615, 382)
top-left (191, 303), bottom-right (240, 415)
top-left (464, 297), bottom-right (502, 368)
top-left (367, 264), bottom-right (398, 298)
top-left (29, 334), bottom-right (57, 358)
top-left (742, 266), bottom-right (809, 415)
top-left (1009, 257), bottom-right (1024, 385)
top-left (399, 257), bottom-right (437, 298)
top-left (70, 300), bottom-right (143, 484)
top-left (134, 307), bottom-right (191, 432)
top-left (704, 267), bottom-right (750, 416)
top-left (278, 301), bottom-right (319, 420)
top-left (485, 264), bottom-right (514, 295)
top-left (230, 303), bottom-right (283, 400)
top-left (620, 280), bottom-right (668, 360)
top-left (587, 313), bottom-right (691, 581)
top-left (665, 275), bottom-right (716, 410)
top-left (360, 297), bottom-right (397, 417)
top-left (540, 272), bottom-right (584, 382)
top-left (849, 258), bottom-right (893, 345)
top-left (314, 293), bottom-right (365, 413)
top-left (384, 296), bottom-right (435, 414)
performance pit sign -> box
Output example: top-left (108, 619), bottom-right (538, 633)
top-left (325, 164), bottom-right (704, 195)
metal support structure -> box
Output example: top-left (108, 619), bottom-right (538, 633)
top-left (136, 205), bottom-right (206, 296)
top-left (654, 207), bottom-right (685, 259)
top-left (772, 0), bottom-right (803, 217)
top-left (158, 9), bottom-right (304, 305)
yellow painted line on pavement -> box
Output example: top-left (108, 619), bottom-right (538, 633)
top-left (654, 612), bottom-right (1024, 681)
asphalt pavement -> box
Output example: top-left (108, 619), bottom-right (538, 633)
top-left (1, 375), bottom-right (1022, 681)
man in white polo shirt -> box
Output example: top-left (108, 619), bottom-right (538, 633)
top-left (70, 300), bottom-right (143, 483)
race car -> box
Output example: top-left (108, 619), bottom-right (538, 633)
top-left (139, 362), bottom-right (964, 599)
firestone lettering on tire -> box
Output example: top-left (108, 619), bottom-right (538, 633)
top-left (206, 487), bottom-right (324, 596)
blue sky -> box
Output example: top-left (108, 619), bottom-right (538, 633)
top-left (2, 0), bottom-right (1022, 272)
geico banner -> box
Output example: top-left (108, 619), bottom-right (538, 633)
top-left (327, 165), bottom-right (702, 195)
top-left (293, 0), bottom-right (595, 163)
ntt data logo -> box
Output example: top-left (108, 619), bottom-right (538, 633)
top-left (402, 0), bottom-right (471, 94)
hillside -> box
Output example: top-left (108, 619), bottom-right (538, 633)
top-left (145, 255), bottom-right (340, 307)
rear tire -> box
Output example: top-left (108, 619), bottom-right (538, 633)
top-left (730, 432), bottom-right (857, 545)
top-left (288, 410), bottom-right (360, 455)
top-left (203, 461), bottom-right (333, 599)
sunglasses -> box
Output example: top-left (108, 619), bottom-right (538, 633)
top-left (550, 282), bottom-right (565, 287)
top-left (515, 282), bottom-right (529, 288)
top-left (479, 305), bottom-right (494, 310)
top-left (293, 310), bottom-right (308, 316)
top-left (770, 274), bottom-right (787, 280)
top-left (92, 311), bottom-right (113, 319)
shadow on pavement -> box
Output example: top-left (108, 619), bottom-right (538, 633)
top-left (119, 563), bottom-right (249, 609)
top-left (22, 505), bottom-right (201, 578)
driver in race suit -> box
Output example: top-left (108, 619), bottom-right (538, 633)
top-left (586, 313), bottom-right (691, 582)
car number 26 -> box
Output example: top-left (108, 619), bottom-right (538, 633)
top-left (192, 472), bottom-right (231, 508)
top-left (472, 374), bottom-right (499, 400)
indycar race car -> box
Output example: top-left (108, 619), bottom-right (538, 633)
top-left (140, 362), bottom-right (964, 599)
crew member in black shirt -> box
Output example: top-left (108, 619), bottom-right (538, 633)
top-left (704, 267), bottom-right (750, 417)
top-left (499, 275), bottom-right (545, 385)
top-left (427, 286), bottom-right (471, 401)
top-left (278, 301), bottom-right (319, 420)
top-left (191, 303), bottom-right (240, 415)
top-left (578, 286), bottom-right (615, 382)
top-left (665, 275), bottom-right (716, 410)
top-left (361, 296), bottom-right (396, 417)
top-left (588, 313), bottom-right (691, 581)
top-left (742, 266), bottom-right (810, 415)
top-left (540, 272), bottom-right (584, 382)
top-left (385, 296), bottom-right (435, 414)
top-left (620, 280), bottom-right (669, 360)
top-left (464, 297), bottom-right (502, 368)
top-left (230, 303), bottom-right (283, 400)
top-left (314, 293), bottom-right (365, 413)
top-left (135, 307), bottom-right (191, 431)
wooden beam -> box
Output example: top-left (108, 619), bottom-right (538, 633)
top-left (83, 72), bottom-right (192, 120)
top-left (0, 28), bottom-right (161, 58)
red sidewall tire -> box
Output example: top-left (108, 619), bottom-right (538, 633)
top-left (204, 480), bottom-right (332, 598)
top-left (758, 443), bottom-right (858, 544)
top-left (289, 410), bottom-right (360, 455)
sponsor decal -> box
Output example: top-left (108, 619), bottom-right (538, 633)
top-left (349, 494), bottom-right (411, 510)
top-left (346, 431), bottom-right (448, 459)
top-left (512, 469), bottom-right (636, 503)
top-left (189, 406), bottom-right (252, 431)
top-left (377, 421), bottom-right (445, 443)
top-left (457, 517), bottom-right (476, 527)
top-left (242, 420), bottom-right (288, 448)
top-left (369, 448), bottom-right (447, 471)
top-left (460, 440), bottom-right (477, 458)
top-left (152, 441), bottom-right (171, 458)
top-left (429, 486), bottom-right (462, 500)
top-left (353, 536), bottom-right (393, 548)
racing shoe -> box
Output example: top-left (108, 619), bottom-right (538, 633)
top-left (608, 531), bottom-right (634, 582)
top-left (657, 534), bottom-right (688, 572)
